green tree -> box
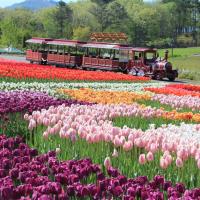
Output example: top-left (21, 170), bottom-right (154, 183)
top-left (53, 1), bottom-right (73, 38)
top-left (0, 9), bottom-right (34, 48)
top-left (73, 26), bottom-right (91, 41)
top-left (105, 1), bottom-right (129, 32)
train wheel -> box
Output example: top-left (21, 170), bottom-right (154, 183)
top-left (156, 74), bottom-right (163, 80)
top-left (152, 73), bottom-right (162, 80)
top-left (168, 76), bottom-right (175, 81)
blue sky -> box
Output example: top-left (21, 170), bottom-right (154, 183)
top-left (0, 0), bottom-right (152, 8)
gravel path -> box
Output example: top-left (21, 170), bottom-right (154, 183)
top-left (0, 54), bottom-right (28, 62)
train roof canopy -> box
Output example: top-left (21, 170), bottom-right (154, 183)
top-left (81, 42), bottom-right (131, 50)
top-left (26, 38), bottom-right (52, 44)
top-left (47, 39), bottom-right (86, 47)
top-left (26, 38), bottom-right (86, 47)
top-left (131, 47), bottom-right (157, 52)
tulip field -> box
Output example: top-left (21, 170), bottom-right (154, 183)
top-left (1, 58), bottom-right (200, 199)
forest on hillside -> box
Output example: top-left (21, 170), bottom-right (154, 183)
top-left (0, 0), bottom-right (199, 49)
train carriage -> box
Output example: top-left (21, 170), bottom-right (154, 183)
top-left (26, 38), bottom-right (86, 67)
top-left (81, 42), bottom-right (131, 72)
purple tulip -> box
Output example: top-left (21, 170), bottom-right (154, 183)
top-left (153, 175), bottom-right (164, 187)
top-left (0, 135), bottom-right (199, 199)
top-left (123, 195), bottom-right (135, 200)
top-left (97, 172), bottom-right (105, 180)
top-left (175, 182), bottom-right (185, 193)
top-left (0, 91), bottom-right (94, 116)
top-left (127, 187), bottom-right (136, 197)
top-left (9, 168), bottom-right (19, 179)
top-left (0, 186), bottom-right (13, 199)
top-left (111, 185), bottom-right (123, 196)
top-left (107, 167), bottom-right (120, 177)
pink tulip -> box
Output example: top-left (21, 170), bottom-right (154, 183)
top-left (114, 136), bottom-right (121, 147)
top-left (128, 134), bottom-right (134, 142)
top-left (104, 157), bottom-right (111, 169)
top-left (176, 157), bottom-right (183, 168)
top-left (112, 149), bottom-right (118, 158)
top-left (123, 141), bottom-right (133, 151)
top-left (139, 154), bottom-right (146, 165)
top-left (43, 131), bottom-right (48, 139)
top-left (160, 157), bottom-right (168, 169)
top-left (28, 119), bottom-right (36, 130)
top-left (146, 151), bottom-right (154, 162)
top-left (197, 159), bottom-right (200, 169)
top-left (190, 146), bottom-right (197, 156)
top-left (86, 134), bottom-right (92, 143)
top-left (165, 154), bottom-right (173, 165)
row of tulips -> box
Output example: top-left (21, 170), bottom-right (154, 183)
top-left (58, 88), bottom-right (151, 105)
top-left (56, 89), bottom-right (200, 121)
top-left (167, 84), bottom-right (200, 92)
top-left (152, 94), bottom-right (200, 111)
top-left (0, 81), bottom-right (167, 96)
top-left (25, 104), bottom-right (200, 171)
top-left (145, 86), bottom-right (200, 98)
top-left (1, 135), bottom-right (200, 200)
top-left (0, 61), bottom-right (150, 82)
top-left (0, 91), bottom-right (92, 115)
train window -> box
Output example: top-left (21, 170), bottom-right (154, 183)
top-left (114, 50), bottom-right (119, 59)
top-left (119, 50), bottom-right (129, 62)
top-left (145, 52), bottom-right (156, 61)
top-left (76, 47), bottom-right (85, 56)
top-left (38, 44), bottom-right (46, 52)
top-left (134, 52), bottom-right (143, 60)
top-left (57, 46), bottom-right (62, 54)
top-left (49, 45), bottom-right (58, 53)
top-left (101, 49), bottom-right (111, 59)
top-left (87, 48), bottom-right (96, 57)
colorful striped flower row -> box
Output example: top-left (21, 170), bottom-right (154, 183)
top-left (58, 88), bottom-right (151, 104)
top-left (0, 135), bottom-right (199, 200)
top-left (152, 94), bottom-right (200, 111)
top-left (56, 88), bottom-right (200, 121)
top-left (0, 81), bottom-right (167, 96)
top-left (145, 86), bottom-right (200, 98)
top-left (0, 61), bottom-right (150, 82)
top-left (25, 104), bottom-right (200, 170)
top-left (167, 84), bottom-right (200, 92)
top-left (0, 91), bottom-right (91, 115)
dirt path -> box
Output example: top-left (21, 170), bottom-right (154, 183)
top-left (0, 54), bottom-right (28, 62)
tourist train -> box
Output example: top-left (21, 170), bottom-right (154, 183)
top-left (26, 37), bottom-right (178, 81)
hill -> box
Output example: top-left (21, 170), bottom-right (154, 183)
top-left (8, 0), bottom-right (57, 11)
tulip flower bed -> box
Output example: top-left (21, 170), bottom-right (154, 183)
top-left (0, 81), bottom-right (167, 96)
top-left (1, 58), bottom-right (200, 195)
top-left (1, 135), bottom-right (200, 200)
top-left (0, 91), bottom-right (91, 115)
top-left (145, 85), bottom-right (200, 98)
top-left (152, 94), bottom-right (200, 111)
top-left (167, 84), bottom-right (200, 93)
top-left (0, 91), bottom-right (92, 137)
top-left (58, 88), bottom-right (151, 105)
top-left (0, 60), bottom-right (150, 82)
top-left (23, 103), bottom-right (200, 187)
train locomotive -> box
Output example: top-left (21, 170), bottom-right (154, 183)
top-left (26, 37), bottom-right (178, 81)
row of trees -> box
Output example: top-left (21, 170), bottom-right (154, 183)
top-left (0, 0), bottom-right (199, 49)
